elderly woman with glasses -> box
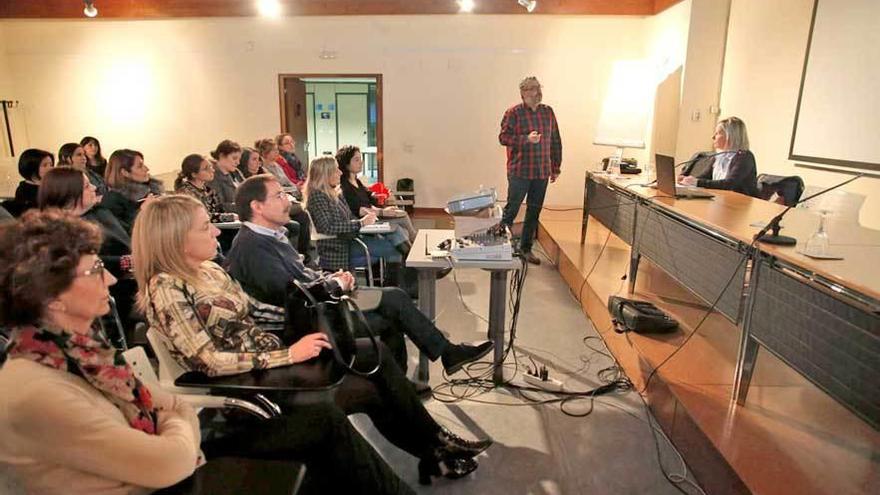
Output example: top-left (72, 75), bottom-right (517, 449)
top-left (0, 210), bottom-right (203, 494)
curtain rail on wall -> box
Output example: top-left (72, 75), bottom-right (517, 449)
top-left (0, 100), bottom-right (18, 157)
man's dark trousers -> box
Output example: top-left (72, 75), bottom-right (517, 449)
top-left (502, 176), bottom-right (549, 253)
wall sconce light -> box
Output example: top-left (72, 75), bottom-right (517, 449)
top-left (83, 0), bottom-right (98, 18)
top-left (517, 0), bottom-right (537, 13)
top-left (458, 0), bottom-right (475, 13)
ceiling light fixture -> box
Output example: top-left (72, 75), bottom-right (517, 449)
top-left (257, 0), bottom-right (282, 18)
top-left (83, 0), bottom-right (98, 18)
top-left (517, 0), bottom-right (537, 13)
top-left (458, 0), bottom-right (475, 13)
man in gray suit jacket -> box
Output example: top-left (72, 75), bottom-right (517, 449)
top-left (224, 174), bottom-right (493, 378)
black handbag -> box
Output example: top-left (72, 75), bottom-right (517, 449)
top-left (285, 278), bottom-right (381, 377)
top-left (608, 296), bottom-right (678, 334)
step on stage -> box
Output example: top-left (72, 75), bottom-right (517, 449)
top-left (536, 204), bottom-right (879, 495)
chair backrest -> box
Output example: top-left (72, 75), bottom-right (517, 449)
top-left (304, 208), bottom-right (335, 241)
top-left (396, 178), bottom-right (414, 192)
top-left (122, 346), bottom-right (160, 385)
top-left (799, 186), bottom-right (866, 223)
top-left (145, 327), bottom-right (206, 395)
top-left (757, 174), bottom-right (805, 206)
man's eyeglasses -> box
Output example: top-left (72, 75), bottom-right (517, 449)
top-left (78, 258), bottom-right (105, 279)
top-left (269, 191), bottom-right (288, 201)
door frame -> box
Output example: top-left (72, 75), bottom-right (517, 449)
top-left (278, 73), bottom-right (384, 182)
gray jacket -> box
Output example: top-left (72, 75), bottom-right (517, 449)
top-left (208, 164), bottom-right (245, 214)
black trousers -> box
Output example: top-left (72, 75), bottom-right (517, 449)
top-left (202, 340), bottom-right (436, 494)
top-left (358, 287), bottom-right (449, 373)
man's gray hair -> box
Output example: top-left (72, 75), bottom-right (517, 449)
top-left (519, 76), bottom-right (541, 91)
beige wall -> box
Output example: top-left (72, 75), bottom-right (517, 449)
top-left (0, 24), bottom-right (18, 189)
top-left (720, 0), bottom-right (879, 228)
top-left (0, 15), bottom-right (666, 206)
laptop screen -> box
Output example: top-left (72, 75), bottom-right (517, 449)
top-left (655, 154), bottom-right (677, 197)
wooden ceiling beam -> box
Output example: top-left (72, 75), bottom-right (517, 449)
top-left (0, 0), bottom-right (682, 19)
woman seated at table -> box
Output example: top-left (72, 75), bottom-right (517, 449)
top-left (38, 167), bottom-right (140, 339)
top-left (102, 149), bottom-right (164, 233)
top-left (133, 195), bottom-right (491, 488)
top-left (174, 153), bottom-right (236, 223)
top-left (59, 142), bottom-right (108, 197)
top-left (305, 156), bottom-right (413, 284)
top-left (0, 210), bottom-right (202, 494)
top-left (337, 144), bottom-right (417, 242)
top-left (10, 148), bottom-right (54, 216)
top-left (678, 116), bottom-right (759, 197)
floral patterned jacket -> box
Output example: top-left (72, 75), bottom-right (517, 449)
top-left (144, 262), bottom-right (291, 376)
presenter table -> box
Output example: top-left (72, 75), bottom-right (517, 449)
top-left (407, 229), bottom-right (522, 385)
top-left (581, 171), bottom-right (880, 428)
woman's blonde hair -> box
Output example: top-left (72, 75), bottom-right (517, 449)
top-left (717, 116), bottom-right (749, 151)
top-left (303, 156), bottom-right (340, 207)
top-left (133, 194), bottom-right (207, 311)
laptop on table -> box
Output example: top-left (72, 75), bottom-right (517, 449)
top-left (655, 154), bottom-right (714, 199)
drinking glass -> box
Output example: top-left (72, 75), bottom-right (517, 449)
top-left (803, 209), bottom-right (831, 256)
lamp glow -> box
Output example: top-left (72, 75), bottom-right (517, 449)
top-left (517, 0), bottom-right (537, 13)
top-left (458, 0), bottom-right (475, 13)
top-left (257, 0), bottom-right (282, 18)
top-left (83, 1), bottom-right (98, 18)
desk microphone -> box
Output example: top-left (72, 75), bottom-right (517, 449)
top-left (676, 150), bottom-right (739, 170)
top-left (754, 173), bottom-right (865, 245)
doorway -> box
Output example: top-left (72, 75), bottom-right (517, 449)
top-left (279, 74), bottom-right (383, 183)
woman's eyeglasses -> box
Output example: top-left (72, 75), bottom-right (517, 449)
top-left (78, 258), bottom-right (105, 279)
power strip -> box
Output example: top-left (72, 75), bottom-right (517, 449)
top-left (523, 373), bottom-right (563, 392)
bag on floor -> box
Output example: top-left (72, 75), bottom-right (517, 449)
top-left (608, 296), bottom-right (678, 334)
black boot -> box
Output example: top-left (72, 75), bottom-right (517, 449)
top-left (437, 426), bottom-right (493, 457)
top-left (418, 450), bottom-right (478, 486)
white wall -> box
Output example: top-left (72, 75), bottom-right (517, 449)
top-left (0, 15), bottom-right (662, 207)
top-left (0, 24), bottom-right (19, 192)
top-left (720, 0), bottom-right (879, 228)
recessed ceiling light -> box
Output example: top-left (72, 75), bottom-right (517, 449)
top-left (458, 0), bottom-right (475, 13)
top-left (257, 0), bottom-right (282, 18)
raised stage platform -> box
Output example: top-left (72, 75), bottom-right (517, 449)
top-left (536, 207), bottom-right (878, 495)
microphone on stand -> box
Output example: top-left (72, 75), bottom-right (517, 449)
top-left (754, 173), bottom-right (865, 246)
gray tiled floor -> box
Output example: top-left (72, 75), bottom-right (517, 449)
top-left (352, 245), bottom-right (705, 494)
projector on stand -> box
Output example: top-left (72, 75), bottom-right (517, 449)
top-left (444, 187), bottom-right (513, 261)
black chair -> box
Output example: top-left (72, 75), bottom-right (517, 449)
top-left (155, 457), bottom-right (306, 495)
top-left (757, 174), bottom-right (804, 206)
top-left (394, 178), bottom-right (415, 215)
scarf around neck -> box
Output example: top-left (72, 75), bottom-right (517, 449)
top-left (6, 324), bottom-right (158, 434)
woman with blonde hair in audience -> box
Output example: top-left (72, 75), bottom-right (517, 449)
top-left (133, 195), bottom-right (490, 490)
top-left (0, 210), bottom-right (202, 494)
top-left (275, 133), bottom-right (306, 186)
top-left (80, 135), bottom-right (108, 177)
top-left (9, 148), bottom-right (54, 216)
top-left (59, 141), bottom-right (108, 196)
top-left (174, 153), bottom-right (235, 223)
top-left (306, 156), bottom-right (414, 291)
top-left (102, 149), bottom-right (164, 233)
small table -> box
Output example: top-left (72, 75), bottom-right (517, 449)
top-left (407, 229), bottom-right (522, 385)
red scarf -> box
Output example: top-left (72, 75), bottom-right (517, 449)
top-left (7, 324), bottom-right (157, 434)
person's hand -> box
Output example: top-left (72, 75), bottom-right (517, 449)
top-left (288, 333), bottom-right (332, 363)
top-left (550, 172), bottom-right (560, 183)
top-left (527, 131), bottom-right (542, 144)
top-left (678, 175), bottom-right (698, 186)
top-left (331, 270), bottom-right (355, 292)
top-left (361, 213), bottom-right (377, 226)
top-left (359, 206), bottom-right (373, 216)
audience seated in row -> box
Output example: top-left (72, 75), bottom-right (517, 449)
top-left (102, 149), bottom-right (164, 233)
top-left (132, 195), bottom-right (492, 489)
top-left (276, 133), bottom-right (306, 187)
top-left (174, 153), bottom-right (236, 223)
top-left (224, 174), bottom-right (493, 376)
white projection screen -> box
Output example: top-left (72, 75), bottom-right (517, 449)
top-left (789, 0), bottom-right (880, 172)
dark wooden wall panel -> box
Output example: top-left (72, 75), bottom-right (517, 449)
top-left (0, 0), bottom-right (682, 19)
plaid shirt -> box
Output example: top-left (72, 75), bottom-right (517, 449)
top-left (499, 102), bottom-right (562, 179)
top-left (306, 189), bottom-right (362, 271)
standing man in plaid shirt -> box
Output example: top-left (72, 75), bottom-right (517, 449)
top-left (499, 76), bottom-right (562, 265)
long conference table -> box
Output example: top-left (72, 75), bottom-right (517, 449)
top-left (581, 171), bottom-right (880, 429)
